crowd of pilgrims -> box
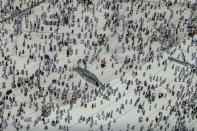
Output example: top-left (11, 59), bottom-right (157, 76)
top-left (0, 0), bottom-right (197, 130)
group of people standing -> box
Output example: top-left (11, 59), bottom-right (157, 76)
top-left (0, 0), bottom-right (196, 130)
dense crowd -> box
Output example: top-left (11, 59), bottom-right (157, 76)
top-left (0, 0), bottom-right (197, 130)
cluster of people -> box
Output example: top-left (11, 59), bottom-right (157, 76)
top-left (0, 0), bottom-right (197, 130)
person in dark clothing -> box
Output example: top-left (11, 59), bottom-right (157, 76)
top-left (67, 50), bottom-right (69, 57)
